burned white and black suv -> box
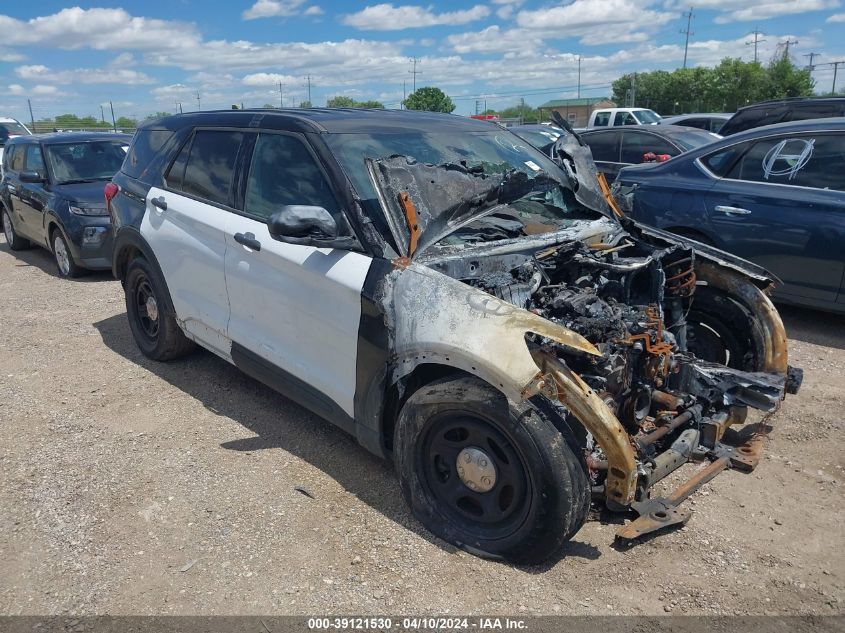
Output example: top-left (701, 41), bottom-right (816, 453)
top-left (108, 110), bottom-right (801, 564)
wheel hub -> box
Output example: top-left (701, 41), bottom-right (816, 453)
top-left (54, 236), bottom-right (69, 274)
top-left (456, 447), bottom-right (497, 493)
top-left (145, 295), bottom-right (159, 322)
top-left (3, 213), bottom-right (12, 243)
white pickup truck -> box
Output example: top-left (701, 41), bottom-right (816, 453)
top-left (587, 107), bottom-right (661, 128)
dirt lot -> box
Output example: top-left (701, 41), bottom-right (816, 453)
top-left (0, 236), bottom-right (843, 617)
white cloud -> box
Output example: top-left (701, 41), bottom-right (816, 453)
top-left (713, 0), bottom-right (840, 23)
top-left (447, 26), bottom-right (538, 54)
top-left (828, 11), bottom-right (845, 20)
top-left (15, 64), bottom-right (155, 85)
top-left (0, 51), bottom-right (25, 62)
top-left (242, 0), bottom-right (323, 20)
top-left (492, 0), bottom-right (525, 19)
top-left (0, 7), bottom-right (197, 50)
top-left (242, 72), bottom-right (306, 86)
top-left (515, 0), bottom-right (674, 45)
top-left (9, 84), bottom-right (25, 95)
top-left (342, 3), bottom-right (490, 30)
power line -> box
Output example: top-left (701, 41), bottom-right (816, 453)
top-left (681, 7), bottom-right (694, 69)
top-left (745, 27), bottom-right (766, 63)
top-left (409, 57), bottom-right (422, 93)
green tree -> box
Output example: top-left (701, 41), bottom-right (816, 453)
top-left (144, 111), bottom-right (172, 121)
top-left (766, 54), bottom-right (815, 99)
top-left (299, 100), bottom-right (312, 108)
top-left (497, 103), bottom-right (539, 123)
top-left (354, 100), bottom-right (384, 109)
top-left (327, 95), bottom-right (356, 108)
top-left (115, 116), bottom-right (137, 129)
top-left (403, 86), bottom-right (456, 113)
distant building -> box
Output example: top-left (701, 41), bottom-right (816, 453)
top-left (538, 97), bottom-right (616, 127)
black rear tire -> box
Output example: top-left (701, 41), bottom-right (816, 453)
top-left (394, 375), bottom-right (590, 564)
top-left (2, 208), bottom-right (31, 251)
top-left (125, 256), bottom-right (195, 361)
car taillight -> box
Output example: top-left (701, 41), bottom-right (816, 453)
top-left (104, 182), bottom-right (119, 215)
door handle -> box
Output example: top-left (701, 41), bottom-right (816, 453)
top-left (151, 196), bottom-right (167, 211)
top-left (714, 205), bottom-right (751, 216)
top-left (234, 232), bottom-right (261, 251)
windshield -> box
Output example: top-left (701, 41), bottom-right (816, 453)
top-left (337, 130), bottom-right (600, 254)
top-left (0, 121), bottom-right (29, 146)
top-left (45, 140), bottom-right (128, 184)
top-left (635, 110), bottom-right (662, 124)
top-left (661, 128), bottom-right (721, 150)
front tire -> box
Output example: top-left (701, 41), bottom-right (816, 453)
top-left (125, 257), bottom-right (194, 361)
top-left (51, 229), bottom-right (82, 278)
top-left (394, 375), bottom-right (590, 564)
top-left (2, 208), bottom-right (30, 251)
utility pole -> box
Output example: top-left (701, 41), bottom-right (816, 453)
top-left (409, 57), bottom-right (422, 93)
top-left (520, 97), bottom-right (525, 123)
top-left (817, 60), bottom-right (845, 94)
top-left (27, 98), bottom-right (35, 131)
top-left (305, 74), bottom-right (312, 105)
top-left (176, 101), bottom-right (182, 114)
top-left (100, 105), bottom-right (106, 124)
top-left (631, 72), bottom-right (637, 107)
top-left (681, 7), bottom-right (694, 69)
top-left (402, 80), bottom-right (406, 109)
top-left (577, 55), bottom-right (582, 98)
top-left (109, 100), bottom-right (116, 132)
top-left (745, 26), bottom-right (766, 63)
top-left (196, 91), bottom-right (201, 111)
top-left (782, 39), bottom-right (798, 61)
top-left (804, 52), bottom-right (821, 74)
top-left (278, 81), bottom-right (284, 108)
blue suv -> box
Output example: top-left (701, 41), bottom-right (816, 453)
top-left (0, 132), bottom-right (130, 277)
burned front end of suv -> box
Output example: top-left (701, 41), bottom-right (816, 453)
top-left (365, 128), bottom-right (801, 548)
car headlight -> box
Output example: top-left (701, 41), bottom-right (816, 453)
top-left (69, 204), bottom-right (108, 216)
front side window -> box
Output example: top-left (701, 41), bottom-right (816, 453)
top-left (24, 145), bottom-right (45, 173)
top-left (45, 141), bottom-right (128, 184)
top-left (244, 133), bottom-right (339, 220)
top-left (634, 109), bottom-right (661, 124)
top-left (179, 130), bottom-right (244, 206)
top-left (0, 121), bottom-right (29, 146)
top-left (584, 131), bottom-right (621, 162)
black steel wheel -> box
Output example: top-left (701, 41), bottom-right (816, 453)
top-left (420, 414), bottom-right (530, 538)
top-left (124, 256), bottom-right (194, 361)
top-left (394, 375), bottom-right (590, 564)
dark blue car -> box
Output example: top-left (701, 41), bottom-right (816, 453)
top-left (0, 132), bottom-right (131, 277)
top-left (615, 118), bottom-right (845, 314)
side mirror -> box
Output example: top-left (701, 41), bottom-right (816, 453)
top-left (19, 170), bottom-right (45, 183)
top-left (268, 205), bottom-right (338, 239)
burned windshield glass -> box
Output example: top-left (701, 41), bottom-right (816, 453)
top-left (330, 130), bottom-right (595, 251)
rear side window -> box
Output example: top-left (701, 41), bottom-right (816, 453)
top-left (593, 112), bottom-right (610, 126)
top-left (244, 133), bottom-right (339, 220)
top-left (179, 130), bottom-right (244, 207)
top-left (621, 132), bottom-right (677, 163)
top-left (583, 131), bottom-right (621, 162)
top-left (701, 142), bottom-right (751, 177)
top-left (123, 129), bottom-right (173, 180)
top-left (8, 145), bottom-right (24, 171)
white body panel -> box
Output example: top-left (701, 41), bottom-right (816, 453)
top-left (224, 214), bottom-right (371, 417)
top-left (141, 186), bottom-right (231, 357)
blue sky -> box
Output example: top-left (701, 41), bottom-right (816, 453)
top-left (0, 0), bottom-right (842, 123)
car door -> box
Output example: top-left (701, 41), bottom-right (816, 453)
top-left (18, 144), bottom-right (49, 244)
top-left (702, 132), bottom-right (845, 303)
top-left (3, 145), bottom-right (30, 237)
top-left (142, 128), bottom-right (244, 357)
top-left (582, 130), bottom-right (622, 180)
top-left (224, 131), bottom-right (372, 428)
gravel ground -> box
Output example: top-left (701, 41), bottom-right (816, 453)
top-left (0, 236), bottom-right (843, 617)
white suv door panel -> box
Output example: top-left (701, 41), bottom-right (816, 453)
top-left (224, 219), bottom-right (371, 417)
top-left (142, 186), bottom-right (231, 357)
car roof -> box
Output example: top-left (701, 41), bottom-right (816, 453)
top-left (660, 113), bottom-right (730, 121)
top-left (143, 108), bottom-right (499, 135)
top-left (718, 116), bottom-right (845, 141)
top-left (8, 131), bottom-right (132, 144)
top-left (581, 124), bottom-right (700, 135)
top-left (735, 96), bottom-right (845, 112)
